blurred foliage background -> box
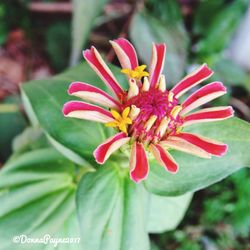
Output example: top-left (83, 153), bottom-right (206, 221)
top-left (0, 0), bottom-right (250, 249)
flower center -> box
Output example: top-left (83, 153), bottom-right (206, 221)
top-left (125, 86), bottom-right (184, 144)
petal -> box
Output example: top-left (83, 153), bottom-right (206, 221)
top-left (68, 82), bottom-right (122, 110)
top-left (130, 142), bottom-right (149, 183)
top-left (119, 123), bottom-right (127, 134)
top-left (172, 132), bottom-right (228, 157)
top-left (181, 82), bottom-right (227, 115)
top-left (93, 132), bottom-right (130, 164)
top-left (149, 144), bottom-right (178, 173)
top-left (63, 101), bottom-right (113, 123)
top-left (183, 106), bottom-right (234, 127)
top-left (83, 46), bottom-right (124, 100)
top-left (110, 38), bottom-right (138, 69)
top-left (161, 138), bottom-right (211, 158)
top-left (105, 121), bottom-right (118, 127)
top-left (111, 109), bottom-right (122, 121)
top-left (171, 64), bottom-right (213, 98)
top-left (122, 106), bottom-right (130, 119)
top-left (149, 43), bottom-right (166, 88)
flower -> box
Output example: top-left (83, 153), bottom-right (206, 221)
top-left (63, 38), bottom-right (234, 183)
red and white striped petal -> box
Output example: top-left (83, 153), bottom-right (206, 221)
top-left (83, 46), bottom-right (124, 100)
top-left (110, 38), bottom-right (138, 70)
top-left (130, 142), bottom-right (149, 183)
top-left (94, 132), bottom-right (130, 164)
top-left (181, 82), bottom-right (227, 115)
top-left (161, 138), bottom-right (211, 159)
top-left (171, 64), bottom-right (213, 98)
top-left (68, 82), bottom-right (121, 110)
top-left (172, 132), bottom-right (228, 157)
top-left (63, 101), bottom-right (114, 123)
top-left (149, 43), bottom-right (166, 88)
top-left (150, 144), bottom-right (178, 173)
top-left (183, 106), bottom-right (234, 127)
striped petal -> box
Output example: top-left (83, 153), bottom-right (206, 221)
top-left (161, 138), bottom-right (211, 159)
top-left (149, 144), bottom-right (178, 173)
top-left (63, 101), bottom-right (113, 123)
top-left (181, 82), bottom-right (227, 115)
top-left (130, 142), bottom-right (149, 183)
top-left (149, 43), bottom-right (166, 88)
top-left (94, 132), bottom-right (130, 164)
top-left (183, 106), bottom-right (234, 127)
top-left (171, 64), bottom-right (213, 98)
top-left (83, 46), bottom-right (124, 100)
top-left (68, 82), bottom-right (121, 110)
top-left (172, 132), bottom-right (228, 157)
top-left (110, 38), bottom-right (138, 69)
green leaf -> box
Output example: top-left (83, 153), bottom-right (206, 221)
top-left (208, 58), bottom-right (248, 86)
top-left (12, 127), bottom-right (48, 155)
top-left (193, 0), bottom-right (225, 36)
top-left (76, 165), bottom-right (150, 250)
top-left (145, 0), bottom-right (183, 25)
top-left (145, 118), bottom-right (250, 196)
top-left (46, 21), bottom-right (71, 72)
top-left (0, 95), bottom-right (27, 161)
top-left (130, 11), bottom-right (189, 84)
top-left (70, 0), bottom-right (110, 65)
top-left (21, 63), bottom-right (127, 166)
top-left (0, 148), bottom-right (81, 250)
top-left (147, 192), bottom-right (192, 233)
top-left (196, 0), bottom-right (248, 56)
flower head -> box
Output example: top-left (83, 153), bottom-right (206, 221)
top-left (63, 38), bottom-right (234, 183)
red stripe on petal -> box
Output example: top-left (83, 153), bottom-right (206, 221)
top-left (149, 43), bottom-right (166, 88)
top-left (171, 64), bottom-right (213, 98)
top-left (130, 142), bottom-right (149, 183)
top-left (62, 101), bottom-right (113, 123)
top-left (183, 106), bottom-right (234, 126)
top-left (111, 38), bottom-right (138, 69)
top-left (68, 82), bottom-right (121, 109)
top-left (174, 132), bottom-right (228, 157)
top-left (94, 132), bottom-right (130, 164)
top-left (150, 144), bottom-right (178, 173)
top-left (83, 47), bottom-right (124, 100)
top-left (181, 82), bottom-right (227, 115)
top-left (161, 138), bottom-right (211, 159)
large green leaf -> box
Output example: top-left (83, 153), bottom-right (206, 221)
top-left (76, 164), bottom-right (150, 250)
top-left (130, 11), bottom-right (189, 84)
top-left (0, 95), bottom-right (27, 161)
top-left (145, 118), bottom-right (250, 196)
top-left (147, 192), bottom-right (192, 233)
top-left (70, 0), bottom-right (110, 65)
top-left (0, 148), bottom-right (81, 250)
top-left (21, 63), bottom-right (127, 166)
top-left (195, 0), bottom-right (248, 56)
top-left (193, 0), bottom-right (225, 36)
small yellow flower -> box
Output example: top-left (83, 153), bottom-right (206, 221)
top-left (121, 65), bottom-right (149, 80)
top-left (106, 107), bottom-right (132, 134)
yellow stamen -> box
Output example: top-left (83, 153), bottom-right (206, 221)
top-left (142, 77), bottom-right (150, 91)
top-left (121, 64), bottom-right (149, 80)
top-left (127, 79), bottom-right (139, 99)
top-left (145, 115), bottom-right (157, 131)
top-left (158, 75), bottom-right (166, 92)
top-left (106, 107), bottom-right (132, 134)
top-left (168, 91), bottom-right (174, 102)
top-left (156, 117), bottom-right (170, 137)
top-left (129, 105), bottom-right (140, 120)
top-left (171, 105), bottom-right (182, 119)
